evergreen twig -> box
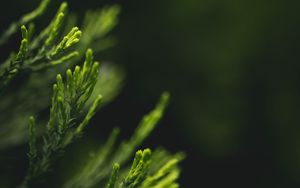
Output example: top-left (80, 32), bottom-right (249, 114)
top-left (21, 49), bottom-right (101, 187)
top-left (0, 1), bottom-right (184, 188)
top-left (0, 2), bottom-right (81, 95)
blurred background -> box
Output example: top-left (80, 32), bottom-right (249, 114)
top-left (1, 0), bottom-right (300, 187)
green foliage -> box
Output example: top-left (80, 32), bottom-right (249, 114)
top-left (105, 148), bottom-right (184, 188)
top-left (0, 2), bottom-right (123, 149)
top-left (21, 49), bottom-right (101, 187)
top-left (0, 1), bottom-right (184, 188)
top-left (106, 163), bottom-right (120, 188)
top-left (63, 92), bottom-right (173, 188)
top-left (122, 149), bottom-right (152, 188)
top-left (0, 2), bottom-right (81, 94)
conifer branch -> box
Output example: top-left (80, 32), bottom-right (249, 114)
top-left (21, 49), bottom-right (101, 187)
top-left (0, 2), bottom-right (81, 95)
top-left (0, 2), bottom-right (184, 187)
top-left (105, 148), bottom-right (183, 188)
top-left (106, 163), bottom-right (120, 188)
top-left (63, 92), bottom-right (174, 188)
top-left (121, 149), bottom-right (152, 188)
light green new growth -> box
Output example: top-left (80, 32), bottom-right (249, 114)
top-left (106, 148), bottom-right (183, 188)
top-left (0, 25), bottom-right (29, 91)
top-left (63, 92), bottom-right (173, 188)
top-left (140, 159), bottom-right (180, 188)
top-left (47, 49), bottom-right (100, 135)
top-left (106, 163), bottom-right (120, 188)
top-left (122, 149), bottom-right (152, 188)
top-left (29, 2), bottom-right (68, 50)
top-left (45, 13), bottom-right (65, 46)
top-left (0, 2), bottom-right (81, 94)
top-left (22, 49), bottom-right (101, 187)
top-left (16, 25), bottom-right (29, 61)
top-left (52, 27), bottom-right (82, 56)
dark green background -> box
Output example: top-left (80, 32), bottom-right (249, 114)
top-left (1, 0), bottom-right (300, 187)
